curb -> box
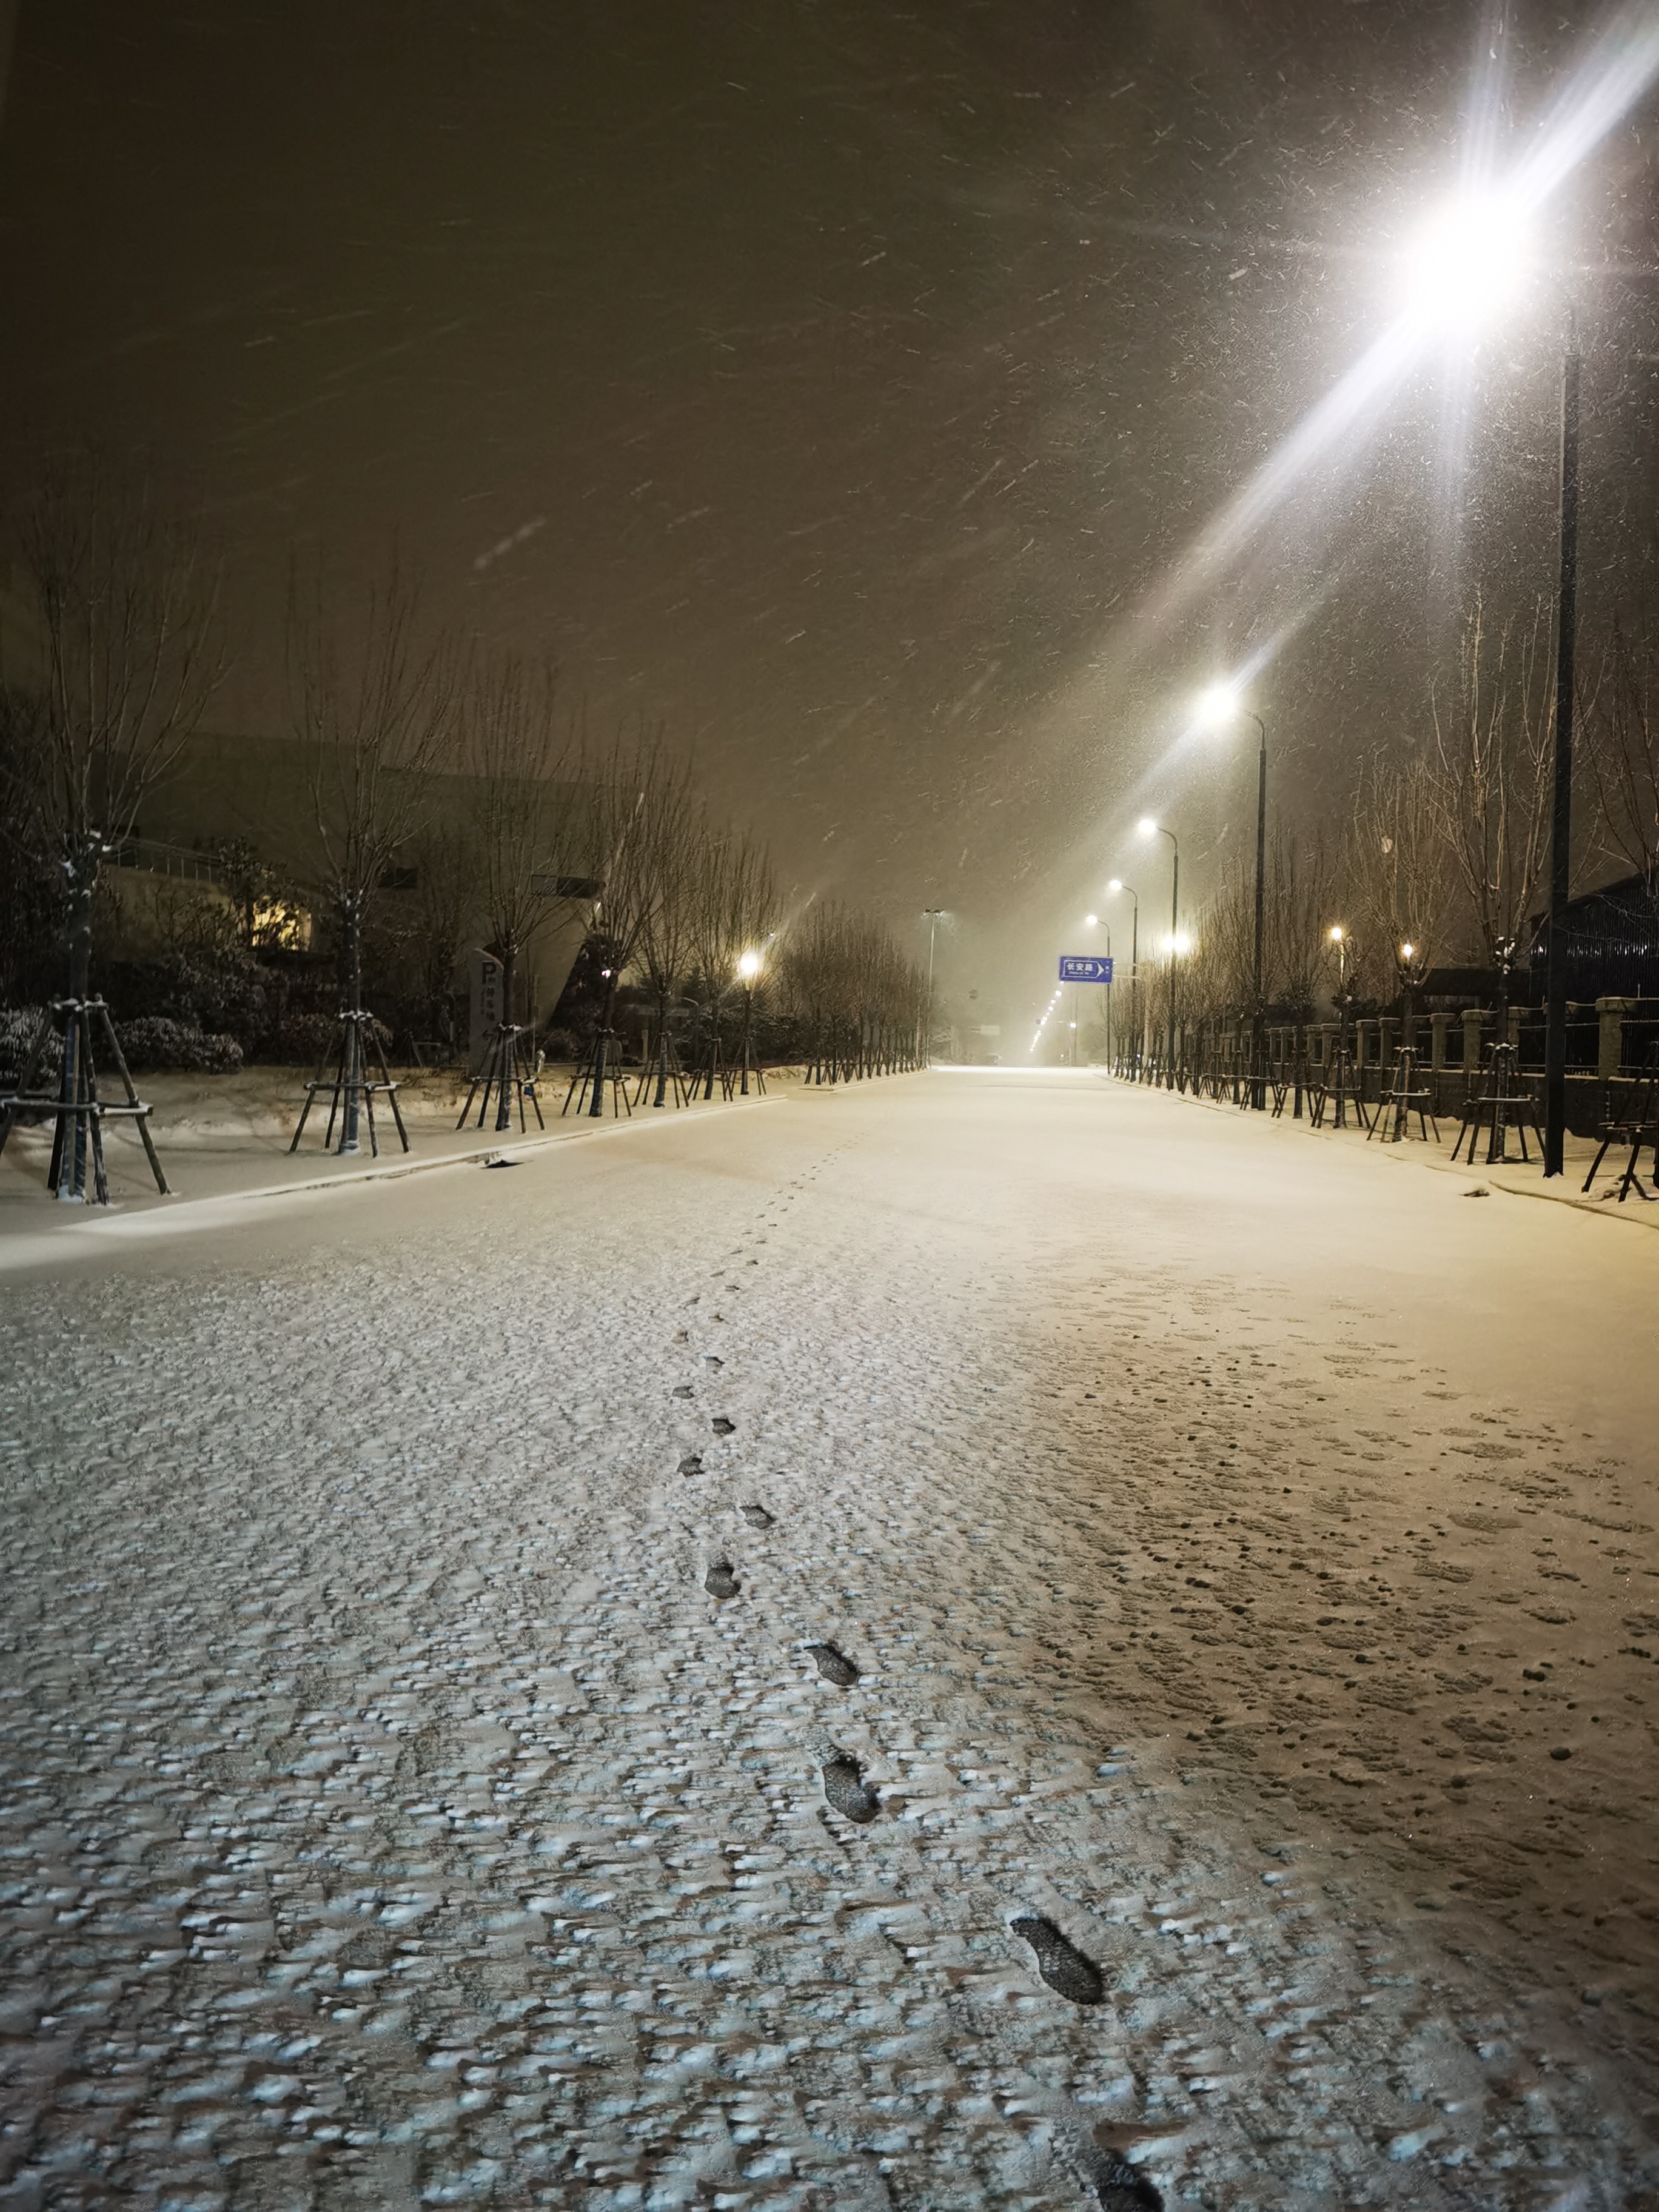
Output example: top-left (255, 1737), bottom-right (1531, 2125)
top-left (1110, 1074), bottom-right (1659, 1235)
top-left (0, 1092), bottom-right (785, 1273)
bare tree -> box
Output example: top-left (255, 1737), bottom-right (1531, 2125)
top-left (1343, 746), bottom-right (1456, 997)
top-left (289, 563), bottom-right (458, 1018)
top-left (1264, 825), bottom-right (1337, 1021)
top-left (1430, 594), bottom-right (1553, 984)
top-left (461, 654), bottom-right (583, 1034)
top-left (634, 777), bottom-right (705, 1107)
top-left (686, 833), bottom-right (775, 1096)
top-left (1584, 611), bottom-right (1659, 908)
top-left (780, 903), bottom-right (923, 1082)
top-left (2, 458), bottom-right (223, 1001)
top-left (406, 818), bottom-right (478, 1053)
top-left (572, 729), bottom-right (682, 1114)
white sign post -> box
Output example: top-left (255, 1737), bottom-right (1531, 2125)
top-left (469, 950), bottom-right (503, 1076)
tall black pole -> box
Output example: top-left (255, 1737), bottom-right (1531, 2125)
top-left (923, 908), bottom-right (942, 1066)
top-left (1167, 840), bottom-right (1179, 1089)
top-left (1251, 714), bottom-right (1267, 1110)
top-left (1544, 333), bottom-right (1580, 1178)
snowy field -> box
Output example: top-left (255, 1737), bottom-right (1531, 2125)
top-left (2, 1070), bottom-right (1657, 2211)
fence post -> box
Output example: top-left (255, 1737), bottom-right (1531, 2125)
top-left (1596, 996), bottom-right (1632, 1081)
top-left (1429, 1011), bottom-right (1450, 1069)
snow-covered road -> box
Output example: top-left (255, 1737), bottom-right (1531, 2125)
top-left (4, 1071), bottom-right (1657, 2210)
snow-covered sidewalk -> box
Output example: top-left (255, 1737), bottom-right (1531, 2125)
top-left (2, 1071), bottom-right (1655, 2209)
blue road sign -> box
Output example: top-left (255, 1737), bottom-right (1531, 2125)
top-left (1059, 954), bottom-right (1113, 984)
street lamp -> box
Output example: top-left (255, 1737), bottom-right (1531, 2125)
top-left (922, 908), bottom-right (944, 1067)
top-left (1196, 680), bottom-right (1269, 1109)
top-left (1398, 191), bottom-right (1535, 332)
top-left (1138, 819), bottom-right (1180, 1087)
top-left (735, 946), bottom-right (763, 1096)
top-left (1398, 187), bottom-right (1575, 1175)
top-left (1107, 880), bottom-right (1139, 1078)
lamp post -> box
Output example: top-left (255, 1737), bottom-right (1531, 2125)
top-left (1107, 879), bottom-right (1139, 1078)
top-left (1086, 916), bottom-right (1112, 1065)
top-left (736, 947), bottom-right (763, 1095)
top-left (1397, 194), bottom-right (1577, 1170)
top-left (1197, 683), bottom-right (1269, 1108)
top-left (1329, 924), bottom-right (1353, 1118)
top-left (922, 908), bottom-right (943, 1067)
top-left (1543, 331), bottom-right (1580, 1176)
top-left (1138, 820), bottom-right (1179, 1087)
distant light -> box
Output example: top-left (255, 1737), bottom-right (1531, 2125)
top-left (1400, 940), bottom-right (1415, 962)
top-left (1107, 878), bottom-right (1122, 893)
top-left (1084, 913), bottom-right (1098, 927)
top-left (1195, 679), bottom-right (1243, 730)
top-left (1329, 925), bottom-right (1344, 944)
top-left (1399, 191), bottom-right (1533, 330)
top-left (1137, 817), bottom-right (1158, 839)
top-left (737, 948), bottom-right (763, 982)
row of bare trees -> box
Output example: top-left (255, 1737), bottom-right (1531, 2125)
top-left (0, 464), bottom-right (927, 1102)
top-left (780, 903), bottom-right (928, 1082)
top-left (1159, 589), bottom-right (1657, 1041)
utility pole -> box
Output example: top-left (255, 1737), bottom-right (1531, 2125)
top-left (1543, 330), bottom-right (1580, 1178)
top-left (1250, 713), bottom-right (1267, 1110)
top-left (922, 908), bottom-right (943, 1067)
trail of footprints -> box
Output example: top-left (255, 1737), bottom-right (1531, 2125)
top-left (666, 1324), bottom-right (1161, 2212)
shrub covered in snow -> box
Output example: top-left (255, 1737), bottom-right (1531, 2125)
top-left (0, 1005), bottom-right (59, 1081)
top-left (112, 1017), bottom-right (243, 1073)
top-left (0, 1006), bottom-right (244, 1079)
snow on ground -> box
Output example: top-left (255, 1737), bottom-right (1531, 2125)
top-left (2, 1070), bottom-right (1657, 2211)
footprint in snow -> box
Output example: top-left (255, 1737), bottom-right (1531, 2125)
top-left (820, 1752), bottom-right (880, 1823)
top-left (1010, 1914), bottom-right (1104, 2005)
top-left (672, 1384), bottom-right (694, 1399)
top-left (806, 1642), bottom-right (859, 1686)
top-left (740, 1503), bottom-right (774, 1529)
top-left (703, 1354), bottom-right (723, 1369)
top-left (1084, 2159), bottom-right (1162, 2211)
top-left (711, 1416), bottom-right (736, 1435)
top-left (704, 1557), bottom-right (740, 1600)
top-left (678, 1452), bottom-right (703, 1477)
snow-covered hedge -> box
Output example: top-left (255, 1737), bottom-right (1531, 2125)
top-left (0, 1006), bottom-right (243, 1078)
top-left (112, 1019), bottom-right (243, 1073)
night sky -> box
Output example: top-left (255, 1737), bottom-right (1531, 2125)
top-left (3, 2), bottom-right (1658, 1021)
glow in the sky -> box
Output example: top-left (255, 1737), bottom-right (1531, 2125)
top-left (1133, 2), bottom-right (1659, 638)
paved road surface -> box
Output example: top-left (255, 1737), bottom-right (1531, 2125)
top-left (4, 1071), bottom-right (1656, 2209)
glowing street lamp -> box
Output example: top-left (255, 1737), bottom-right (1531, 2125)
top-left (1139, 819), bottom-right (1180, 1087)
top-left (734, 947), bottom-right (764, 1095)
top-left (1398, 191), bottom-right (1535, 332)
